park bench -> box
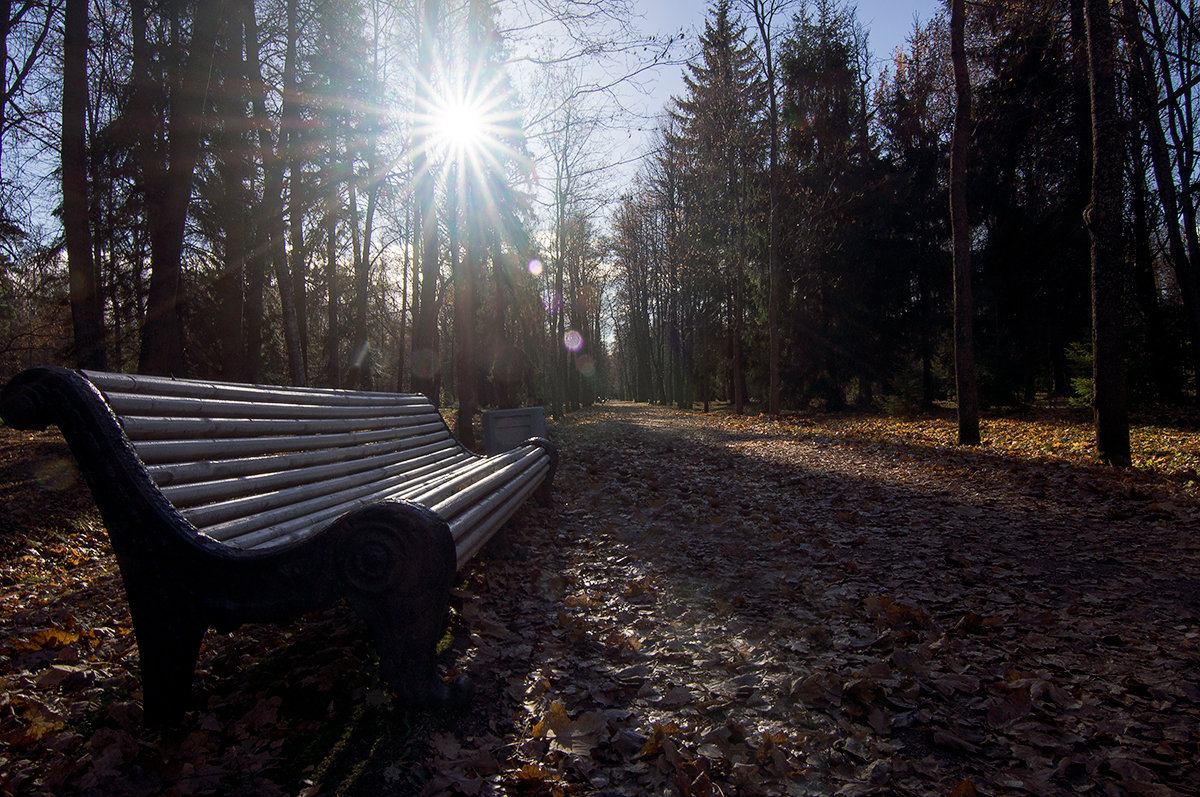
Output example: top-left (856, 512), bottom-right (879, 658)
top-left (0, 366), bottom-right (556, 723)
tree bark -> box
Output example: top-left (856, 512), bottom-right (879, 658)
top-left (243, 0), bottom-right (305, 386)
top-left (214, 12), bottom-right (249, 380)
top-left (1084, 0), bottom-right (1130, 465)
top-left (138, 0), bottom-right (227, 376)
top-left (63, 0), bottom-right (106, 370)
top-left (324, 198), bottom-right (341, 388)
top-left (347, 168), bottom-right (379, 391)
top-left (285, 0), bottom-right (308, 376)
top-left (452, 169), bottom-right (477, 447)
top-left (410, 0), bottom-right (441, 404)
top-left (950, 0), bottom-right (980, 445)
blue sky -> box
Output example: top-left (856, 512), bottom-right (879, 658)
top-left (642, 0), bottom-right (945, 62)
top-left (639, 0), bottom-right (946, 111)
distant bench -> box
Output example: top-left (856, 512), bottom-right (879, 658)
top-left (0, 366), bottom-right (556, 723)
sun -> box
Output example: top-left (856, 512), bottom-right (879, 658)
top-left (431, 94), bottom-right (491, 161)
top-left (414, 72), bottom-right (529, 214)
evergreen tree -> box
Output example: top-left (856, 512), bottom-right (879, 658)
top-left (779, 0), bottom-right (886, 408)
top-left (670, 0), bottom-right (765, 412)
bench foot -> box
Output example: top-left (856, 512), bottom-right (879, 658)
top-left (332, 501), bottom-right (467, 711)
top-left (385, 663), bottom-right (474, 711)
top-left (133, 614), bottom-right (206, 725)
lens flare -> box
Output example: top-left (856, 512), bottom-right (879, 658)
top-left (34, 458), bottom-right (77, 491)
top-left (431, 95), bottom-right (490, 160)
top-left (563, 330), bottom-right (584, 353)
top-left (411, 348), bottom-right (440, 380)
top-left (527, 259), bottom-right (543, 276)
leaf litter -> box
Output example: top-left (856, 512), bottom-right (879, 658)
top-left (2, 401), bottom-right (1200, 795)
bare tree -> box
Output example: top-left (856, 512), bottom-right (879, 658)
top-left (136, 0), bottom-right (228, 376)
top-left (1121, 0), bottom-right (1200, 395)
top-left (62, 0), bottom-right (105, 369)
top-left (411, 0), bottom-right (442, 403)
top-left (1, 0), bottom-right (55, 202)
top-left (243, 0), bottom-right (305, 385)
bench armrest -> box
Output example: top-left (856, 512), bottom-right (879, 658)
top-left (1, 366), bottom-right (229, 564)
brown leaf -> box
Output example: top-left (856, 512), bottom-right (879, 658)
top-left (986, 685), bottom-right (1032, 729)
top-left (640, 721), bottom-right (680, 758)
top-left (531, 701), bottom-right (570, 740)
top-left (34, 664), bottom-right (89, 690)
top-left (948, 780), bottom-right (978, 797)
top-left (932, 729), bottom-right (978, 755)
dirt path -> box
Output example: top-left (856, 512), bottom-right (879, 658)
top-left (439, 402), bottom-right (1200, 795)
top-left (3, 402), bottom-right (1199, 795)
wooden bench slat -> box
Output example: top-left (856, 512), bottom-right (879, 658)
top-left (402, 447), bottom-right (528, 509)
top-left (183, 447), bottom-right (470, 530)
top-left (160, 437), bottom-right (461, 508)
top-left (452, 459), bottom-right (550, 568)
top-left (121, 412), bottom-right (441, 441)
top-left (204, 451), bottom-right (479, 545)
top-left (85, 370), bottom-right (430, 407)
top-left (130, 423), bottom-right (446, 465)
top-left (219, 449), bottom-right (526, 550)
top-left (146, 428), bottom-right (452, 486)
top-left (251, 453), bottom-right (549, 561)
top-left (427, 447), bottom-right (546, 521)
top-left (103, 392), bottom-right (432, 421)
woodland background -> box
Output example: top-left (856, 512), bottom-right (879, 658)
top-left (0, 0), bottom-right (1198, 448)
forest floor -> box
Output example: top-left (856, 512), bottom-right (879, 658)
top-left (2, 401), bottom-right (1200, 796)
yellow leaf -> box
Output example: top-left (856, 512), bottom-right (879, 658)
top-left (16, 628), bottom-right (80, 652)
top-left (531, 700), bottom-right (569, 739)
top-left (516, 763), bottom-right (547, 782)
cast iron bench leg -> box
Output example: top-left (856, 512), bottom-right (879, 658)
top-left (129, 601), bottom-right (206, 724)
top-left (332, 502), bottom-right (472, 709)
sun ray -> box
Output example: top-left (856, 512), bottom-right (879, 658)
top-left (431, 93), bottom-right (490, 159)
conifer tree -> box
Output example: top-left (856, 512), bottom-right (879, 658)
top-left (670, 0), bottom-right (764, 414)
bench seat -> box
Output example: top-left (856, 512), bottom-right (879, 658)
top-left (0, 366), bottom-right (556, 723)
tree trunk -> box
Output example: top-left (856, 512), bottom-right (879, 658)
top-left (63, 0), bottom-right (106, 371)
top-left (344, 157), bottom-right (379, 391)
top-left (1131, 158), bottom-right (1174, 397)
top-left (410, 0), bottom-right (441, 404)
top-left (139, 0), bottom-right (227, 376)
top-left (747, 0), bottom-right (782, 416)
top-left (396, 200), bottom-right (412, 393)
top-left (324, 204), bottom-right (341, 388)
top-left (1084, 0), bottom-right (1130, 465)
top-left (214, 12), bottom-right (249, 380)
top-left (412, 184), bottom-right (440, 402)
top-left (950, 0), bottom-right (980, 445)
top-left (285, 0), bottom-right (308, 377)
top-left (452, 171), bottom-right (478, 447)
top-left (216, 196), bottom-right (247, 380)
top-left (243, 0), bottom-right (305, 386)
top-left (733, 185), bottom-right (746, 415)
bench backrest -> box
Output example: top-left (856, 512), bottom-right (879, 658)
top-left (84, 371), bottom-right (477, 551)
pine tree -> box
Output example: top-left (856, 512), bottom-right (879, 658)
top-left (670, 0), bottom-right (764, 413)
